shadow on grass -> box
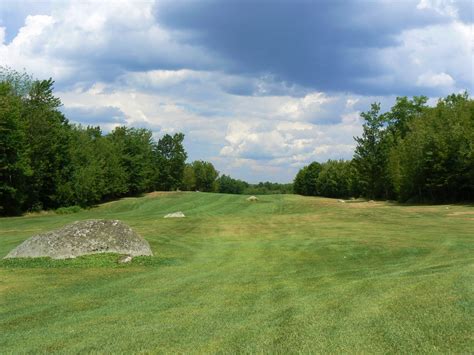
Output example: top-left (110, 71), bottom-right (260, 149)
top-left (0, 254), bottom-right (179, 269)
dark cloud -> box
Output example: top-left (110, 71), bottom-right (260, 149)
top-left (155, 0), bottom-right (454, 95)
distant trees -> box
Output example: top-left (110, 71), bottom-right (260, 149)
top-left (181, 164), bottom-right (196, 191)
top-left (216, 175), bottom-right (248, 194)
top-left (191, 160), bottom-right (219, 192)
top-left (293, 162), bottom-right (322, 195)
top-left (244, 181), bottom-right (293, 195)
top-left (294, 92), bottom-right (474, 203)
top-left (316, 160), bottom-right (357, 198)
top-left (0, 68), bottom-right (299, 216)
top-left (6, 68), bottom-right (471, 214)
top-left (294, 160), bottom-right (356, 198)
top-left (179, 160), bottom-right (219, 192)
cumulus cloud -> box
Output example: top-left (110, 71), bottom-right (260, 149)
top-left (372, 19), bottom-right (471, 95)
top-left (0, 0), bottom-right (222, 87)
top-left (416, 72), bottom-right (455, 88)
top-left (0, 0), bottom-right (471, 182)
top-left (417, 0), bottom-right (459, 18)
top-left (220, 97), bottom-right (362, 168)
top-left (156, 0), bottom-right (470, 95)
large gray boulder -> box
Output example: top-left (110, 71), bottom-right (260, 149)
top-left (4, 219), bottom-right (153, 259)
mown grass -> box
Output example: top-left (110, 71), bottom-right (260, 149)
top-left (1, 192), bottom-right (473, 352)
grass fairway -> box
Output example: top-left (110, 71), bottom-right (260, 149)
top-left (1, 193), bottom-right (473, 352)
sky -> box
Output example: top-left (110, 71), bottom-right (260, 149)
top-left (0, 0), bottom-right (472, 182)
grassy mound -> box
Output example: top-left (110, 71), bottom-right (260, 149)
top-left (0, 192), bottom-right (472, 352)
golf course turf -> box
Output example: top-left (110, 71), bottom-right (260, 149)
top-left (1, 192), bottom-right (473, 352)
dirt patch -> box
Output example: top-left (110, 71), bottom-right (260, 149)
top-left (146, 191), bottom-right (177, 198)
top-left (446, 211), bottom-right (474, 216)
top-left (402, 207), bottom-right (443, 213)
top-left (345, 201), bottom-right (385, 209)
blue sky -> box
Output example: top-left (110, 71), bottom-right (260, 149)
top-left (1, 0), bottom-right (472, 182)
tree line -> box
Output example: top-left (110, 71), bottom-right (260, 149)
top-left (5, 68), bottom-right (469, 215)
top-left (0, 69), bottom-right (190, 215)
top-left (0, 69), bottom-right (291, 216)
top-left (294, 93), bottom-right (474, 202)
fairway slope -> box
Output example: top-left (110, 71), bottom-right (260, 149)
top-left (1, 193), bottom-right (473, 352)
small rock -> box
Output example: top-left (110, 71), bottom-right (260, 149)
top-left (164, 211), bottom-right (185, 218)
top-left (247, 196), bottom-right (258, 202)
top-left (118, 255), bottom-right (133, 264)
top-left (338, 199), bottom-right (346, 203)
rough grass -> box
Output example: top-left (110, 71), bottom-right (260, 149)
top-left (1, 192), bottom-right (473, 353)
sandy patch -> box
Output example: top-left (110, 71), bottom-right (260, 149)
top-left (402, 207), bottom-right (443, 213)
top-left (345, 201), bottom-right (385, 208)
top-left (146, 191), bottom-right (177, 198)
top-left (447, 211), bottom-right (474, 216)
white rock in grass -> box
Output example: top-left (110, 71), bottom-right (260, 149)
top-left (164, 211), bottom-right (185, 218)
top-left (247, 196), bottom-right (258, 202)
top-left (118, 255), bottom-right (133, 263)
top-left (338, 199), bottom-right (346, 203)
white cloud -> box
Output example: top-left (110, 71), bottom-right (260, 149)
top-left (55, 77), bottom-right (373, 181)
top-left (374, 20), bottom-right (471, 94)
top-left (278, 92), bottom-right (333, 120)
top-left (416, 71), bottom-right (455, 87)
top-left (124, 69), bottom-right (201, 88)
top-left (417, 0), bottom-right (458, 18)
top-left (1, 0), bottom-right (469, 182)
top-left (0, 1), bottom-right (221, 85)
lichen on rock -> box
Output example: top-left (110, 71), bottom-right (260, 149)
top-left (4, 219), bottom-right (153, 259)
